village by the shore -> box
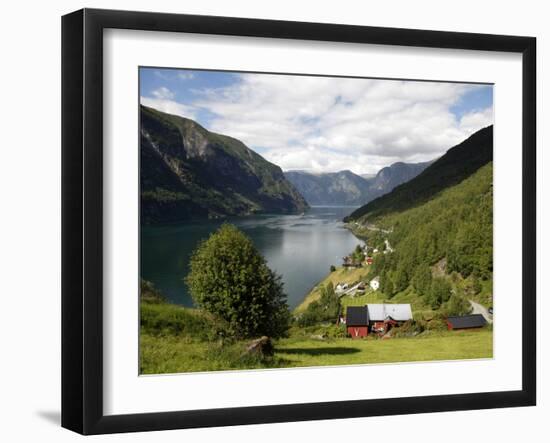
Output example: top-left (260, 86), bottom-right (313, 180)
top-left (297, 238), bottom-right (492, 340)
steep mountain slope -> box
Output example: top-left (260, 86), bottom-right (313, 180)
top-left (345, 126), bottom-right (494, 308)
top-left (360, 173), bottom-right (376, 180)
top-left (367, 161), bottom-right (432, 198)
top-left (351, 162), bottom-right (493, 305)
top-left (140, 105), bottom-right (308, 223)
top-left (284, 170), bottom-right (370, 206)
top-left (285, 161), bottom-right (431, 206)
top-left (344, 126), bottom-right (493, 221)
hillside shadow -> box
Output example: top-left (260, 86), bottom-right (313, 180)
top-left (278, 347), bottom-right (360, 356)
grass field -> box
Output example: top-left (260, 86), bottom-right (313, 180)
top-left (141, 328), bottom-right (493, 374)
top-left (140, 301), bottom-right (493, 374)
top-left (294, 266), bottom-right (368, 313)
top-left (274, 330), bottom-right (492, 368)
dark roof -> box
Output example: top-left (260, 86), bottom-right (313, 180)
top-left (346, 306), bottom-right (369, 326)
top-left (447, 314), bottom-right (487, 329)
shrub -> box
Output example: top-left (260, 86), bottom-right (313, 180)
top-left (392, 319), bottom-right (425, 337)
top-left (425, 318), bottom-right (448, 331)
top-left (426, 277), bottom-right (452, 309)
top-left (186, 224), bottom-right (290, 339)
top-left (295, 282), bottom-right (340, 327)
top-left (443, 294), bottom-right (471, 317)
top-left (140, 302), bottom-right (216, 340)
top-left (140, 278), bottom-right (165, 303)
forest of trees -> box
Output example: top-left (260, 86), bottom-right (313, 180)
top-left (360, 162), bottom-right (493, 309)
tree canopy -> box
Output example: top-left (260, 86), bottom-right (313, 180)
top-left (352, 162), bottom-right (493, 306)
top-left (186, 224), bottom-right (290, 338)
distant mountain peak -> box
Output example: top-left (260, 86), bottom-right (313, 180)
top-left (285, 161), bottom-right (431, 207)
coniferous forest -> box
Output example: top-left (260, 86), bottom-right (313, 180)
top-left (346, 128), bottom-right (493, 310)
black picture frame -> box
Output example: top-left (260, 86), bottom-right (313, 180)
top-left (62, 8), bottom-right (536, 435)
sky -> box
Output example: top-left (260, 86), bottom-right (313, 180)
top-left (139, 67), bottom-right (493, 175)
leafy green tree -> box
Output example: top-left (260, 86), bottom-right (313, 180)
top-left (472, 274), bottom-right (482, 294)
top-left (352, 244), bottom-right (364, 262)
top-left (427, 277), bottom-right (452, 309)
top-left (330, 265), bottom-right (336, 273)
top-left (412, 266), bottom-right (432, 296)
top-left (444, 294), bottom-right (471, 316)
top-left (394, 264), bottom-right (409, 293)
top-left (381, 272), bottom-right (395, 297)
top-left (186, 224), bottom-right (290, 338)
top-left (296, 282), bottom-right (340, 327)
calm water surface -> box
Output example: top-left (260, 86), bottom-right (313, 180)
top-left (140, 206), bottom-right (362, 308)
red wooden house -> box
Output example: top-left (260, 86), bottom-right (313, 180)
top-left (345, 304), bottom-right (413, 338)
top-left (345, 306), bottom-right (369, 338)
top-left (367, 304), bottom-right (412, 334)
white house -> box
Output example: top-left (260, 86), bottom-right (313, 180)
top-left (336, 282), bottom-right (349, 293)
top-left (369, 276), bottom-right (380, 291)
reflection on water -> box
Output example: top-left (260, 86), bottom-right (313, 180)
top-left (140, 206), bottom-right (362, 308)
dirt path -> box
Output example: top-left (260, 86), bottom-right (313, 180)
top-left (469, 300), bottom-right (493, 324)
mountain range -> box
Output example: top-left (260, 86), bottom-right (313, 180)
top-left (140, 105), bottom-right (308, 223)
top-left (284, 160), bottom-right (431, 207)
top-left (140, 104), bottom-right (491, 229)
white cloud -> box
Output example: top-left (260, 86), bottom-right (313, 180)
top-left (151, 86), bottom-right (174, 100)
top-left (189, 74), bottom-right (493, 174)
top-left (140, 96), bottom-right (196, 120)
top-left (153, 70), bottom-right (170, 80)
top-left (459, 107), bottom-right (494, 133)
top-left (141, 74), bottom-right (493, 174)
top-left (177, 72), bottom-right (195, 80)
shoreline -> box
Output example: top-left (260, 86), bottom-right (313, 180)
top-left (293, 223), bottom-right (367, 313)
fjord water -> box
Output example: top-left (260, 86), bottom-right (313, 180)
top-left (141, 206), bottom-right (362, 308)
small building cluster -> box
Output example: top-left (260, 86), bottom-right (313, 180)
top-left (342, 255), bottom-right (362, 268)
top-left (336, 277), bottom-right (380, 296)
top-left (343, 304), bottom-right (413, 338)
top-left (343, 244), bottom-right (375, 268)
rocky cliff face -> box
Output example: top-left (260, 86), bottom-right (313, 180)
top-left (140, 105), bottom-right (308, 223)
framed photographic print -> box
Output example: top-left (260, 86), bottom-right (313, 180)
top-left (61, 8), bottom-right (536, 435)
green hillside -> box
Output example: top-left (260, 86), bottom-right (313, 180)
top-left (140, 105), bottom-right (308, 223)
top-left (349, 162), bottom-right (493, 308)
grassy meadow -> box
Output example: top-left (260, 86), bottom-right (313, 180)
top-left (140, 300), bottom-right (492, 374)
top-left (294, 266), bottom-right (367, 313)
